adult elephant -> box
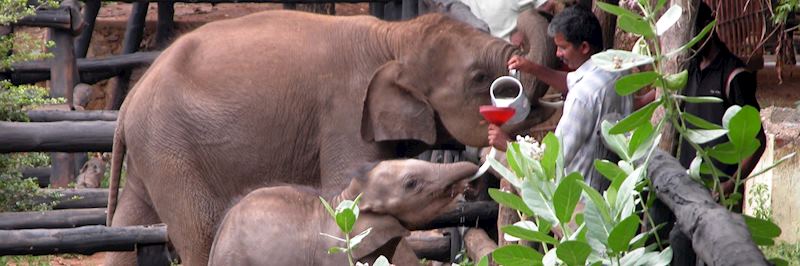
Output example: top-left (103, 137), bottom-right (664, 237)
top-left (106, 9), bottom-right (557, 265)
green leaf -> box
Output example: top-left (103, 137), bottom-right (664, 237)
top-left (554, 173), bottom-right (583, 224)
top-left (596, 2), bottom-right (642, 20)
top-left (666, 20), bottom-right (716, 57)
top-left (654, 0), bottom-right (667, 13)
top-left (650, 247), bottom-right (673, 266)
top-left (327, 247), bottom-right (347, 254)
top-left (769, 258), bottom-right (790, 266)
top-left (320, 196), bottom-right (336, 219)
top-left (722, 105), bottom-right (743, 129)
top-left (477, 256), bottom-right (490, 266)
top-left (373, 255), bottom-right (391, 266)
top-left (727, 105), bottom-right (762, 149)
top-left (576, 180), bottom-right (612, 223)
top-left (615, 71), bottom-right (658, 96)
top-left (631, 36), bottom-right (651, 56)
top-left (709, 141), bottom-right (760, 164)
top-left (521, 179), bottom-right (559, 225)
top-left (489, 188), bottom-right (534, 216)
top-left (675, 95), bottom-right (724, 104)
top-left (751, 235), bottom-right (775, 246)
top-left (507, 142), bottom-right (525, 178)
top-left (488, 157), bottom-right (523, 188)
top-left (688, 155), bottom-right (702, 182)
top-left (502, 225), bottom-right (559, 244)
top-left (628, 122), bottom-right (654, 157)
top-left (682, 112), bottom-right (723, 129)
top-left (591, 49), bottom-right (654, 72)
top-left (618, 15), bottom-right (654, 38)
top-left (542, 132), bottom-right (560, 180)
top-left (608, 215), bottom-right (641, 253)
top-left (743, 215), bottom-right (781, 238)
top-left (684, 129), bottom-right (728, 144)
top-left (594, 160), bottom-right (627, 182)
top-left (349, 227), bottom-right (372, 249)
top-left (335, 208), bottom-right (357, 234)
top-left (610, 99), bottom-right (660, 134)
top-left (661, 70), bottom-right (689, 91)
top-left (656, 5), bottom-right (682, 35)
top-left (493, 245), bottom-right (544, 266)
top-left (602, 121), bottom-right (631, 160)
top-left (556, 241), bottom-right (592, 266)
top-left (320, 232), bottom-right (346, 242)
top-left (620, 247), bottom-right (646, 266)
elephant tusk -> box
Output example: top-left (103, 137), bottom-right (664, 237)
top-left (538, 99), bottom-right (564, 109)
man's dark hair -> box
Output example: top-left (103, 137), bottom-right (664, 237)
top-left (547, 6), bottom-right (603, 52)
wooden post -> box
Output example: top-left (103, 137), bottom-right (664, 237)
top-left (74, 0), bottom-right (101, 58)
top-left (401, 0), bottom-right (418, 20)
top-left (7, 51), bottom-right (160, 85)
top-left (464, 228), bottom-right (497, 263)
top-left (26, 110), bottom-right (118, 122)
top-left (496, 179), bottom-right (520, 247)
top-left (369, 2), bottom-right (385, 19)
top-left (136, 244), bottom-right (172, 266)
top-left (283, 3), bottom-right (297, 9)
top-left (405, 233), bottom-right (451, 261)
top-left (155, 0), bottom-right (175, 49)
top-left (107, 1), bottom-right (149, 110)
top-left (418, 201), bottom-right (498, 230)
top-left (296, 2), bottom-right (336, 15)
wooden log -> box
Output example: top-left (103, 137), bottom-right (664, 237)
top-left (418, 201), bottom-right (498, 230)
top-left (21, 167), bottom-right (51, 187)
top-left (6, 51), bottom-right (160, 85)
top-left (26, 110), bottom-right (118, 122)
top-left (463, 228), bottom-right (496, 262)
top-left (0, 224), bottom-right (167, 256)
top-left (406, 233), bottom-right (451, 261)
top-left (108, 1), bottom-right (149, 110)
top-left (74, 0), bottom-right (102, 58)
top-left (0, 208), bottom-right (106, 230)
top-left (15, 9), bottom-right (71, 30)
top-left (645, 150), bottom-right (769, 265)
top-left (34, 188), bottom-right (110, 209)
top-left (0, 121), bottom-right (116, 153)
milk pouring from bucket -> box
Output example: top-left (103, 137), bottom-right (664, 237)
top-left (489, 69), bottom-right (530, 125)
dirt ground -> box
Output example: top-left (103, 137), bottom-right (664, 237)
top-left (15, 2), bottom-right (799, 265)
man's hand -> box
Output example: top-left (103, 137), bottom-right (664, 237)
top-left (488, 124), bottom-right (510, 152)
top-left (508, 55), bottom-right (535, 74)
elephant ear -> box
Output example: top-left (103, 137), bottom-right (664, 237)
top-left (361, 61), bottom-right (436, 146)
top-left (351, 213), bottom-right (410, 260)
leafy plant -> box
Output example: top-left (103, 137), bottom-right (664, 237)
top-left (320, 194), bottom-right (390, 266)
top-left (483, 0), bottom-right (792, 264)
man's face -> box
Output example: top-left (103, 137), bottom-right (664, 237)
top-left (553, 33), bottom-right (591, 70)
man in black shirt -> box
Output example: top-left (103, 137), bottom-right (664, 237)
top-left (653, 3), bottom-right (767, 264)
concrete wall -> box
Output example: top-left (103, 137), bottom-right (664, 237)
top-left (745, 107), bottom-right (800, 243)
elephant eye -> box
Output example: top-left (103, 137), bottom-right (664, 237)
top-left (472, 71), bottom-right (488, 84)
top-left (404, 179), bottom-right (418, 190)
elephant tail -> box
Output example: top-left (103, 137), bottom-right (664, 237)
top-left (106, 119), bottom-right (126, 226)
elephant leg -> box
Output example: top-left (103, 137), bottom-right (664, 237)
top-left (103, 185), bottom-right (161, 266)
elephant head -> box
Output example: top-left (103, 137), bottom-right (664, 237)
top-left (361, 12), bottom-right (558, 149)
top-left (354, 159), bottom-right (478, 229)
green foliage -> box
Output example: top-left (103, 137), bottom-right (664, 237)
top-left (0, 152), bottom-right (55, 212)
top-left (0, 0), bottom-right (59, 25)
top-left (773, 0), bottom-right (800, 25)
top-left (0, 255), bottom-right (54, 266)
top-left (320, 194), bottom-right (390, 266)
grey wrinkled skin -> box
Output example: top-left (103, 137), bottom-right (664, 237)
top-left (106, 10), bottom-right (556, 266)
top-left (208, 160), bottom-right (478, 266)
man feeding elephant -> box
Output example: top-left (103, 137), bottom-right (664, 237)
top-left (490, 6), bottom-right (632, 192)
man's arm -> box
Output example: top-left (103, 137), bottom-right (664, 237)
top-left (508, 55), bottom-right (569, 94)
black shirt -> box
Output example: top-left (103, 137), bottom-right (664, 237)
top-left (678, 47), bottom-right (760, 177)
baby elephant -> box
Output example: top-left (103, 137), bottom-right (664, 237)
top-left (208, 159), bottom-right (478, 266)
top-left (76, 153), bottom-right (106, 189)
